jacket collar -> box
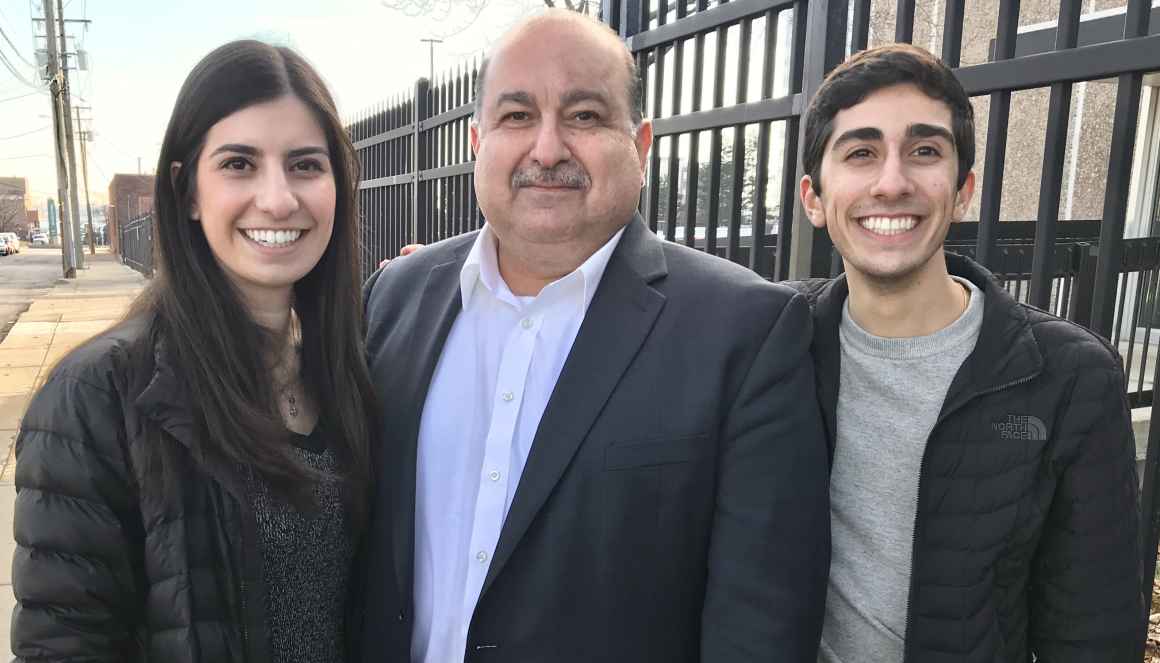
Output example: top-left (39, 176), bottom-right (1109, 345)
top-left (134, 337), bottom-right (196, 450)
top-left (133, 335), bottom-right (252, 499)
top-left (809, 252), bottom-right (1044, 456)
top-left (938, 252), bottom-right (1044, 415)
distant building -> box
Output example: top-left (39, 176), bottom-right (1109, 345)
top-left (107, 174), bottom-right (154, 254)
top-left (0, 177), bottom-right (30, 237)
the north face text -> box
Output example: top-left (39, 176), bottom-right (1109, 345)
top-left (992, 414), bottom-right (1047, 441)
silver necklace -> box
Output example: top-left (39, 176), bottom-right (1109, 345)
top-left (286, 388), bottom-right (299, 418)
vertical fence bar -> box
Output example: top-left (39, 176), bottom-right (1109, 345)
top-left (1092, 0), bottom-right (1151, 338)
top-left (1029, 0), bottom-right (1082, 309)
top-left (665, 28), bottom-right (685, 243)
top-left (750, 8), bottom-right (778, 276)
top-left (941, 0), bottom-right (966, 67)
top-left (683, 1), bottom-right (709, 248)
top-left (414, 78), bottom-right (430, 245)
top-left (974, 0), bottom-right (1020, 270)
top-left (706, 22), bottom-right (730, 257)
top-left (775, 0), bottom-right (808, 280)
top-left (850, 0), bottom-right (871, 53)
top-left (808, 1), bottom-right (847, 277)
top-left (727, 19), bottom-right (752, 264)
top-left (894, 0), bottom-right (916, 43)
top-left (647, 42), bottom-right (666, 232)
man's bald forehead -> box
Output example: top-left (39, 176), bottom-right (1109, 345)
top-left (496, 9), bottom-right (629, 60)
top-left (472, 10), bottom-right (643, 128)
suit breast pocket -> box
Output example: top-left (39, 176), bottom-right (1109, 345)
top-left (603, 433), bottom-right (713, 470)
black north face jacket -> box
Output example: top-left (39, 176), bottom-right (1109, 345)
top-left (791, 252), bottom-right (1143, 662)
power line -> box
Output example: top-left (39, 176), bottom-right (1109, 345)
top-left (0, 20), bottom-right (34, 67)
top-left (0, 89), bottom-right (42, 103)
top-left (0, 125), bottom-right (49, 140)
top-left (0, 152), bottom-right (51, 160)
top-left (0, 45), bottom-right (41, 90)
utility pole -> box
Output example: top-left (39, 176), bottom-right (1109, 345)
top-left (42, 0), bottom-right (75, 277)
top-left (56, 0), bottom-right (84, 269)
top-left (75, 106), bottom-right (96, 255)
top-left (420, 38), bottom-right (442, 84)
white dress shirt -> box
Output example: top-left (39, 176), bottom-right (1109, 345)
top-left (411, 224), bottom-right (625, 663)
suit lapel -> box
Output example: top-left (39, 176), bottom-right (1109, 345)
top-left (480, 217), bottom-right (668, 597)
top-left (390, 252), bottom-right (467, 599)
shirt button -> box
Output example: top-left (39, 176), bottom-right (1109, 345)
top-left (488, 470), bottom-right (501, 482)
top-left (521, 318), bottom-right (533, 330)
top-left (476, 550), bottom-right (488, 563)
top-left (501, 391), bottom-right (514, 402)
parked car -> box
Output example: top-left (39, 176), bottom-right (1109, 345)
top-left (31, 232), bottom-right (48, 247)
top-left (0, 238), bottom-right (9, 256)
top-left (0, 233), bottom-right (20, 254)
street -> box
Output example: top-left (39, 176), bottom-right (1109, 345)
top-left (0, 248), bottom-right (80, 344)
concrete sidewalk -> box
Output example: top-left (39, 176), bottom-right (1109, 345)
top-left (0, 249), bottom-right (145, 657)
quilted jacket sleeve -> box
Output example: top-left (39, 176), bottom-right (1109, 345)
top-left (11, 361), bottom-right (145, 661)
top-left (1029, 343), bottom-right (1142, 661)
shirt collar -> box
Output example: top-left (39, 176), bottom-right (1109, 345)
top-left (460, 223), bottom-right (626, 311)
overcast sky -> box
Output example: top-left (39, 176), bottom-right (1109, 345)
top-left (0, 0), bottom-right (542, 212)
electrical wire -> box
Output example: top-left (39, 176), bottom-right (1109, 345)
top-left (0, 89), bottom-right (42, 103)
top-left (0, 125), bottom-right (49, 140)
top-left (0, 20), bottom-right (33, 67)
top-left (0, 46), bottom-right (42, 90)
top-left (0, 153), bottom-right (51, 160)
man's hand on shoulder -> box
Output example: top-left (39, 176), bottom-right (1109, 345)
top-left (378, 243), bottom-right (425, 269)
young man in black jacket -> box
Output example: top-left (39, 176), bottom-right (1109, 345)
top-left (794, 43), bottom-right (1142, 662)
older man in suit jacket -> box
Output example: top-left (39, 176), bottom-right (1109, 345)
top-left (355, 10), bottom-right (830, 663)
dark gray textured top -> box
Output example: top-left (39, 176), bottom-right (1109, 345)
top-left (247, 426), bottom-right (352, 663)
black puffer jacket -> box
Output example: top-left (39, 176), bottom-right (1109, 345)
top-left (791, 252), bottom-right (1143, 662)
top-left (11, 319), bottom-right (273, 662)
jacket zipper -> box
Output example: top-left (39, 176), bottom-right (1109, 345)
top-left (239, 467), bottom-right (253, 661)
top-left (901, 372), bottom-right (1039, 663)
top-left (240, 565), bottom-right (250, 657)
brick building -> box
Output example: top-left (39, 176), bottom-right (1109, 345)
top-left (0, 177), bottom-right (30, 237)
top-left (107, 174), bottom-right (154, 254)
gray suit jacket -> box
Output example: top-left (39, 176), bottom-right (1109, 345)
top-left (354, 215), bottom-right (830, 662)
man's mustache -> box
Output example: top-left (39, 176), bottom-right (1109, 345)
top-left (512, 164), bottom-right (591, 189)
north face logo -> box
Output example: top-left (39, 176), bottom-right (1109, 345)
top-left (992, 414), bottom-right (1047, 441)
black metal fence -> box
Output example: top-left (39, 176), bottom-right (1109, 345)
top-left (348, 68), bottom-right (480, 279)
top-left (119, 212), bottom-right (154, 278)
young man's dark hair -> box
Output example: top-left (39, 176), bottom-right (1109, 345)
top-left (802, 43), bottom-right (975, 194)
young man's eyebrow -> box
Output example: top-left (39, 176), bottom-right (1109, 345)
top-left (287, 146), bottom-right (329, 159)
top-left (830, 127), bottom-right (883, 152)
top-left (907, 123), bottom-right (955, 145)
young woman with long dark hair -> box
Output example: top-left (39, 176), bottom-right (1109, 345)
top-left (11, 40), bottom-right (376, 662)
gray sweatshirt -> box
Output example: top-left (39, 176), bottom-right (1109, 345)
top-left (819, 277), bottom-right (984, 663)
